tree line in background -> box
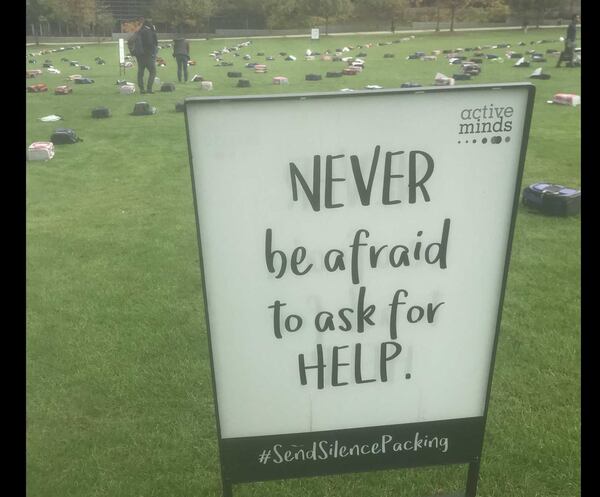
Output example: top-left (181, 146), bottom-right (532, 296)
top-left (26, 0), bottom-right (579, 38)
top-left (26, 0), bottom-right (116, 36)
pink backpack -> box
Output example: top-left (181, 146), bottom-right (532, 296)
top-left (27, 142), bottom-right (55, 161)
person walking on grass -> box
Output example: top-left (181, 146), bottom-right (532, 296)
top-left (556, 14), bottom-right (580, 68)
top-left (173, 37), bottom-right (191, 83)
top-left (134, 17), bottom-right (158, 93)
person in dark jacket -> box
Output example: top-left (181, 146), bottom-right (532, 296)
top-left (173, 37), bottom-right (191, 83)
top-left (556, 14), bottom-right (580, 68)
top-left (135, 17), bottom-right (158, 93)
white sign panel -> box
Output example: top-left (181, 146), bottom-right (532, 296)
top-left (118, 38), bottom-right (125, 64)
top-left (185, 84), bottom-right (534, 484)
top-left (311, 28), bottom-right (320, 40)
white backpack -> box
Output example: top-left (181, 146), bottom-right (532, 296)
top-left (28, 142), bottom-right (55, 161)
top-left (119, 83), bottom-right (136, 94)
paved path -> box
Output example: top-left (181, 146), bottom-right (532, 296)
top-left (27, 25), bottom-right (569, 46)
top-left (201, 25), bottom-right (566, 42)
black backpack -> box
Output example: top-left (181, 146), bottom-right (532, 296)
top-left (132, 101), bottom-right (157, 116)
top-left (91, 107), bottom-right (111, 118)
top-left (127, 30), bottom-right (145, 57)
top-left (51, 128), bottom-right (81, 144)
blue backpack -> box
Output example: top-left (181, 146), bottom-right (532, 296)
top-left (522, 183), bottom-right (581, 216)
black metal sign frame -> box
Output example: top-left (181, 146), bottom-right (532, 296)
top-left (184, 83), bottom-right (536, 497)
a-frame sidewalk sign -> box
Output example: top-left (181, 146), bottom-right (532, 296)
top-left (184, 83), bottom-right (535, 497)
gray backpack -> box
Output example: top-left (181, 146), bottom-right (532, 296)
top-left (132, 101), bottom-right (157, 116)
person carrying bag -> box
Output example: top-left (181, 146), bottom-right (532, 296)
top-left (173, 37), bottom-right (191, 83)
top-left (556, 14), bottom-right (580, 68)
top-left (130, 17), bottom-right (158, 93)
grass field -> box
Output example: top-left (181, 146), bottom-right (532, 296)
top-left (26, 28), bottom-right (580, 497)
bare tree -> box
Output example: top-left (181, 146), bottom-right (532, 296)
top-left (354, 0), bottom-right (409, 33)
top-left (94, 0), bottom-right (116, 37)
top-left (26, 0), bottom-right (50, 42)
top-left (151, 0), bottom-right (215, 33)
top-left (508, 0), bottom-right (561, 28)
top-left (531, 0), bottom-right (562, 27)
top-left (43, 0), bottom-right (96, 36)
top-left (306, 0), bottom-right (354, 35)
top-left (437, 0), bottom-right (473, 32)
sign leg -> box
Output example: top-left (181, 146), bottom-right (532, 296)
top-left (222, 480), bottom-right (233, 497)
top-left (465, 460), bottom-right (480, 497)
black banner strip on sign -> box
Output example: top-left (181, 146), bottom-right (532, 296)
top-left (221, 417), bottom-right (484, 483)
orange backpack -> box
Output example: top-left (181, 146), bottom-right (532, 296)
top-left (27, 83), bottom-right (48, 92)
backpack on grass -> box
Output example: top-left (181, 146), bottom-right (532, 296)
top-left (92, 107), bottom-right (111, 118)
top-left (27, 142), bottom-right (55, 161)
top-left (552, 93), bottom-right (580, 106)
top-left (54, 85), bottom-right (72, 95)
top-left (27, 83), bottom-right (48, 92)
top-left (522, 183), bottom-right (581, 216)
top-left (132, 101), bottom-right (157, 116)
top-left (50, 128), bottom-right (81, 144)
top-left (119, 83), bottom-right (136, 94)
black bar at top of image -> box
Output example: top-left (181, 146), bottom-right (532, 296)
top-left (221, 417), bottom-right (484, 483)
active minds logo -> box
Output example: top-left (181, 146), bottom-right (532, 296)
top-left (457, 103), bottom-right (513, 145)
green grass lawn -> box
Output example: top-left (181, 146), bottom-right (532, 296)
top-left (26, 28), bottom-right (580, 497)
